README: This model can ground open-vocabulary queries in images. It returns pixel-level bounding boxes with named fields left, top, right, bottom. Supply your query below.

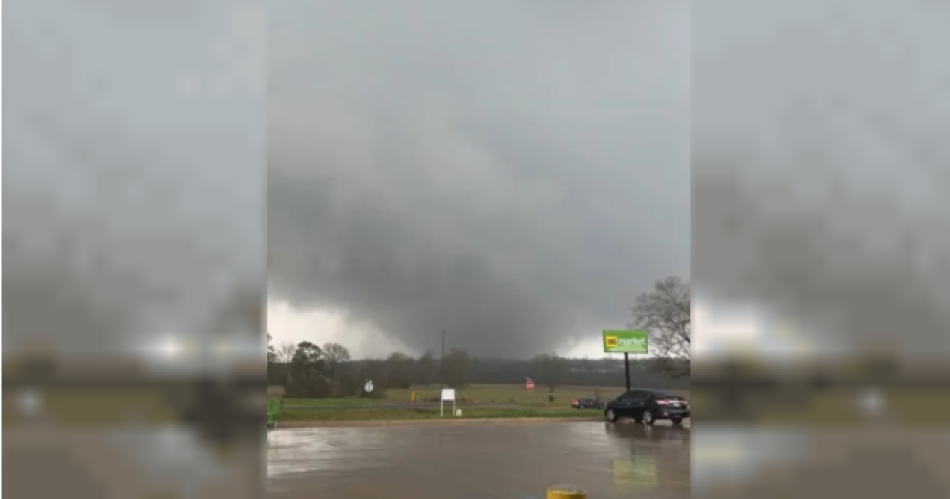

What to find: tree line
left=267, top=275, right=690, bottom=398
left=266, top=337, right=477, bottom=398
left=267, top=339, right=688, bottom=398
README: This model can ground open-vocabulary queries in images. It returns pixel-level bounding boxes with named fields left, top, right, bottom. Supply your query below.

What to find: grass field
left=385, top=384, right=619, bottom=405
left=275, top=383, right=690, bottom=422
left=279, top=406, right=598, bottom=421
left=384, top=383, right=688, bottom=405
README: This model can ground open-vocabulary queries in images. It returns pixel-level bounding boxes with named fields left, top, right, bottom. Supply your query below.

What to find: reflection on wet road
left=268, top=421, right=689, bottom=498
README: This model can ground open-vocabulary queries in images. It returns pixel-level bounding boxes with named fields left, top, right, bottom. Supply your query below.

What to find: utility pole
left=624, top=352, right=631, bottom=392
left=439, top=330, right=445, bottom=393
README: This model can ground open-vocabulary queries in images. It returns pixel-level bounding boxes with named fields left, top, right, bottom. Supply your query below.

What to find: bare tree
left=529, top=353, right=568, bottom=393
left=631, top=276, right=691, bottom=373
left=321, top=342, right=351, bottom=378
left=267, top=332, right=276, bottom=364
left=277, top=341, right=297, bottom=363
left=322, top=342, right=351, bottom=364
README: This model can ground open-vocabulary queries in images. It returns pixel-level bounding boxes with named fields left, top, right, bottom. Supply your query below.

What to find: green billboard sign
left=603, top=329, right=649, bottom=354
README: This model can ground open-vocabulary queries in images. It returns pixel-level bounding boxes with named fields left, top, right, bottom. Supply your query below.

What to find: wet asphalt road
left=268, top=420, right=690, bottom=498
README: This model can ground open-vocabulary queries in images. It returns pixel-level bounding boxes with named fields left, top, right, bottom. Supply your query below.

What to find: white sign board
left=364, top=380, right=374, bottom=393
left=440, top=388, right=457, bottom=417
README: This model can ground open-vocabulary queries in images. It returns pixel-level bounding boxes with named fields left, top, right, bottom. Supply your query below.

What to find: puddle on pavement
left=267, top=422, right=691, bottom=497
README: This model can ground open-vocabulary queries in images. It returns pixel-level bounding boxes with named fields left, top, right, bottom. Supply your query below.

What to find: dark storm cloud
left=5, top=2, right=263, bottom=355
left=693, top=0, right=950, bottom=355
left=268, top=0, right=690, bottom=357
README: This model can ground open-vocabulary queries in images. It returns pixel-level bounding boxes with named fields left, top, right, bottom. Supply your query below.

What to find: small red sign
left=526, top=378, right=535, bottom=391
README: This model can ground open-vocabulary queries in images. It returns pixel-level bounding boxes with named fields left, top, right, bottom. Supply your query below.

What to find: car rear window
left=653, top=392, right=685, bottom=400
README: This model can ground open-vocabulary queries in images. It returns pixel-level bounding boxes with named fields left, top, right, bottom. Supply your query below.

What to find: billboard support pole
left=624, top=352, right=631, bottom=392
left=603, top=330, right=646, bottom=393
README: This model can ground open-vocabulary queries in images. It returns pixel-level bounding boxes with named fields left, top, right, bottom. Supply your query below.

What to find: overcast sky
left=693, top=0, right=950, bottom=359
left=267, top=0, right=691, bottom=359
left=5, top=1, right=264, bottom=362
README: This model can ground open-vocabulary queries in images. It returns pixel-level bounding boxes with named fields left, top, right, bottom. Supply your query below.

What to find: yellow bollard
left=547, top=484, right=587, bottom=499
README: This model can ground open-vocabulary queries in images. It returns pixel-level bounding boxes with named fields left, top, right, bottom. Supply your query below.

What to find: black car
left=604, top=389, right=690, bottom=425
left=571, top=398, right=605, bottom=410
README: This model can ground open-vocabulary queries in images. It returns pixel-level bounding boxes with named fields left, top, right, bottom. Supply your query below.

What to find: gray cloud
left=4, top=1, right=264, bottom=356
left=268, top=0, right=690, bottom=357
left=693, top=0, right=950, bottom=356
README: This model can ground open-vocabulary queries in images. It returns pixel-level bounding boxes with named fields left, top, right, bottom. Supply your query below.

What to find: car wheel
left=642, top=410, right=656, bottom=425
left=671, top=417, right=683, bottom=425
left=605, top=409, right=619, bottom=423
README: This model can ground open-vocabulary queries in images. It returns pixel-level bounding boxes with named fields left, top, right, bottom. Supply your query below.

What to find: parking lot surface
left=268, top=420, right=690, bottom=498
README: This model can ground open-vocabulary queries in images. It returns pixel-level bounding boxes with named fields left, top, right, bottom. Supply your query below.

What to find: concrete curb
left=277, top=417, right=605, bottom=428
